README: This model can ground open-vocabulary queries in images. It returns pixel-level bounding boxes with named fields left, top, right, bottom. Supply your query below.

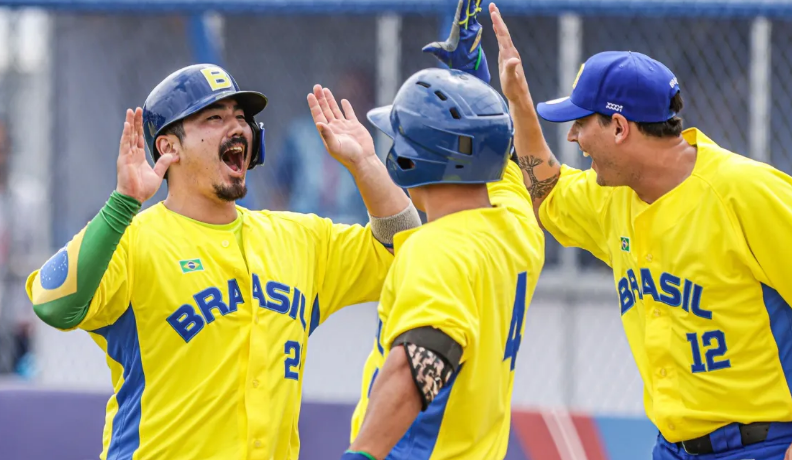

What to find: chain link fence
left=0, top=1, right=789, bottom=416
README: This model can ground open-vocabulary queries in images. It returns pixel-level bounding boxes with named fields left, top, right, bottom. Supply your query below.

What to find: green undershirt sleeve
left=33, top=191, right=140, bottom=329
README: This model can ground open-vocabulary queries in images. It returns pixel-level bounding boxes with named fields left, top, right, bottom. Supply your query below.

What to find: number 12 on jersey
left=686, top=330, right=730, bottom=373
left=504, top=272, right=528, bottom=371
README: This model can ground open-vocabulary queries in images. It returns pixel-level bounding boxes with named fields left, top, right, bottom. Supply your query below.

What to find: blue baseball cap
left=537, top=51, right=680, bottom=123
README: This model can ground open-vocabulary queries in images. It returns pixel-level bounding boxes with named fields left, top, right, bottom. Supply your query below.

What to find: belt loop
left=721, top=424, right=743, bottom=451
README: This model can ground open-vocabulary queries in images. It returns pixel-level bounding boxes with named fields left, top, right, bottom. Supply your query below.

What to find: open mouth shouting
left=220, top=138, right=248, bottom=176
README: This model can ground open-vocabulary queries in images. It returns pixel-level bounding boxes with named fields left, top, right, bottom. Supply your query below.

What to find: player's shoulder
left=245, top=207, right=321, bottom=227
left=128, top=202, right=167, bottom=232
left=241, top=207, right=359, bottom=237
left=693, top=132, right=788, bottom=197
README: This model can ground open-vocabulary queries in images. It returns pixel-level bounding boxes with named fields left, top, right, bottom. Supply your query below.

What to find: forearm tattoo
left=516, top=155, right=561, bottom=201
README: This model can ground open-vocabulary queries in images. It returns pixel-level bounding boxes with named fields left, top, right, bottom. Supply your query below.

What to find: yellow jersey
left=539, top=128, right=792, bottom=442
left=27, top=204, right=393, bottom=460
left=350, top=162, right=545, bottom=459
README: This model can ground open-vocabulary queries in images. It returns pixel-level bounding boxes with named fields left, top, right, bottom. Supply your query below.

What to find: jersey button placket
left=247, top=292, right=268, bottom=455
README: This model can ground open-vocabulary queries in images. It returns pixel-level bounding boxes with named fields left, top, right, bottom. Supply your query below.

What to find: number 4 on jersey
left=504, top=272, right=528, bottom=371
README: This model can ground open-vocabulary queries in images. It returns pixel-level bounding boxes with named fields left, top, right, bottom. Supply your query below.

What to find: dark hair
left=597, top=91, right=684, bottom=138
left=159, top=120, right=185, bottom=150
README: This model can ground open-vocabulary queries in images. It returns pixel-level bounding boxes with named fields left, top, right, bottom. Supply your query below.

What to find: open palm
left=490, top=3, right=530, bottom=102
left=308, top=85, right=375, bottom=169
left=116, top=107, right=177, bottom=203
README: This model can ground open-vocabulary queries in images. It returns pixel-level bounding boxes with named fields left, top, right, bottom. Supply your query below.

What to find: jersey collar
left=682, top=127, right=716, bottom=150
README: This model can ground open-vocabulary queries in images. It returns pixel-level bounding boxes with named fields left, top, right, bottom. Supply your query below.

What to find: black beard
left=214, top=177, right=248, bottom=202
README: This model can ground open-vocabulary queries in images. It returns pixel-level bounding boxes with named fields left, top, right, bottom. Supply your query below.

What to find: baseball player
left=25, top=64, right=421, bottom=460
left=340, top=6, right=545, bottom=458
left=490, top=3, right=792, bottom=460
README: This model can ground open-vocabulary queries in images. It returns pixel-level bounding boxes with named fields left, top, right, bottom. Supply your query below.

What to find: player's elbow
left=32, top=298, right=88, bottom=330
left=532, top=200, right=547, bottom=231
left=33, top=300, right=66, bottom=329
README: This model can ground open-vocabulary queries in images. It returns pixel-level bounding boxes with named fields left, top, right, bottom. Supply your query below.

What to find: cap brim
left=230, top=91, right=268, bottom=117
left=536, top=97, right=594, bottom=123
left=366, top=105, right=396, bottom=138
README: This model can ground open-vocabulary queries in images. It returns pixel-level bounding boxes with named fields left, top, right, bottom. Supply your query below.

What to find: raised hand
left=307, top=85, right=375, bottom=170
left=422, top=0, right=490, bottom=84
left=116, top=108, right=176, bottom=203
left=490, top=3, right=530, bottom=102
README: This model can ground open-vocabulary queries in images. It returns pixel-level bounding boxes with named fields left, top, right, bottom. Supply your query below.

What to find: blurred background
left=0, top=0, right=788, bottom=459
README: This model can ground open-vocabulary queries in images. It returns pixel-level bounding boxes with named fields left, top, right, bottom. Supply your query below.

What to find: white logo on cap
left=670, top=77, right=678, bottom=88
left=606, top=102, right=623, bottom=112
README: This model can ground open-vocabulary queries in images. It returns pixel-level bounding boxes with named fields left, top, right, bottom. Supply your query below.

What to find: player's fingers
left=422, top=43, right=453, bottom=61
left=313, top=84, right=336, bottom=122
left=120, top=109, right=133, bottom=149
left=490, top=4, right=515, bottom=50
left=454, top=0, right=465, bottom=23
left=323, top=88, right=345, bottom=120
left=153, top=153, right=177, bottom=178
left=340, top=99, right=358, bottom=121
left=466, top=0, right=482, bottom=26
left=119, top=121, right=131, bottom=155
left=307, top=93, right=328, bottom=125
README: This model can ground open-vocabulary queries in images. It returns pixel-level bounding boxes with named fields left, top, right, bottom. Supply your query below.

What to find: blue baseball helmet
left=367, top=68, right=513, bottom=188
left=143, top=64, right=268, bottom=169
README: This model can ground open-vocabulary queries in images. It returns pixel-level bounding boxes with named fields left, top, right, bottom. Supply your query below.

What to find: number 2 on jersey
left=504, top=272, right=528, bottom=371
left=284, top=341, right=301, bottom=380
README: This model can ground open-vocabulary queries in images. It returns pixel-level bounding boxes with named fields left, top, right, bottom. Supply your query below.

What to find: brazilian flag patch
left=180, top=259, right=204, bottom=273
left=620, top=237, right=630, bottom=253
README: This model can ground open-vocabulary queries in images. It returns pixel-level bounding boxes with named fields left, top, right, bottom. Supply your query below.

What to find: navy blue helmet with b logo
left=142, top=64, right=269, bottom=169
left=367, top=68, right=513, bottom=189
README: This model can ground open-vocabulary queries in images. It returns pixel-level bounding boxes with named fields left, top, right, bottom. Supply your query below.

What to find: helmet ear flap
left=248, top=121, right=266, bottom=169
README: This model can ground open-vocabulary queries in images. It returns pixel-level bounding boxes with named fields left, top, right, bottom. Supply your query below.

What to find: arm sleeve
left=26, top=191, right=139, bottom=331
left=538, top=165, right=613, bottom=265
left=730, top=163, right=792, bottom=303
left=381, top=237, right=479, bottom=364
left=487, top=161, right=536, bottom=221
left=313, top=219, right=395, bottom=326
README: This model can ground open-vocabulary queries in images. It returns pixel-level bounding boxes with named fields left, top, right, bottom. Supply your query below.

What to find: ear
left=155, top=134, right=180, bottom=156
left=612, top=113, right=631, bottom=145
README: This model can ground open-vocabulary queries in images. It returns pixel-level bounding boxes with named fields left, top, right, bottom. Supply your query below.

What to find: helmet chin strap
left=247, top=121, right=266, bottom=170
